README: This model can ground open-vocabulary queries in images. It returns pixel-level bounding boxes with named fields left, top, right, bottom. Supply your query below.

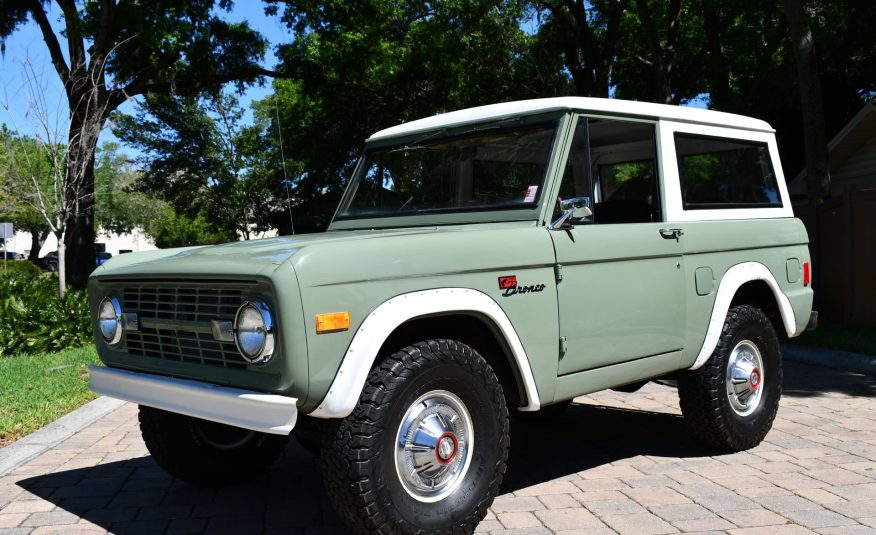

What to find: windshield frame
left=329, top=111, right=570, bottom=231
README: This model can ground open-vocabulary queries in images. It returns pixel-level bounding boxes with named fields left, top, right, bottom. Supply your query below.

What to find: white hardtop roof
left=368, top=97, right=774, bottom=142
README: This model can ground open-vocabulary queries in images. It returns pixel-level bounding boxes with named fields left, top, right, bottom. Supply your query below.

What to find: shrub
left=1, top=260, right=42, bottom=278
left=0, top=267, right=91, bottom=356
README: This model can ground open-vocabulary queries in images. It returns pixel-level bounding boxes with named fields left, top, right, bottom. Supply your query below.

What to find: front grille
left=122, top=285, right=251, bottom=368
left=126, top=327, right=246, bottom=368
left=124, top=286, right=244, bottom=323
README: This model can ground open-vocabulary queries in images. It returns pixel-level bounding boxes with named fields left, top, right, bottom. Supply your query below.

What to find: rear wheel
left=139, top=406, right=288, bottom=486
left=678, top=305, right=782, bottom=451
left=321, top=339, right=509, bottom=534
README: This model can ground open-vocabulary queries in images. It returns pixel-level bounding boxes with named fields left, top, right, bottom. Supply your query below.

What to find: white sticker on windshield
left=524, top=185, right=538, bottom=203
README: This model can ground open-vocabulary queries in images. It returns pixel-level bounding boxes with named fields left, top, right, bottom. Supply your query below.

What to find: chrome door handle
left=659, top=228, right=684, bottom=241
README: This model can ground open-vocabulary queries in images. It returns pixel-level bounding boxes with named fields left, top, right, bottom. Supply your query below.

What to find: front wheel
left=678, top=305, right=782, bottom=451
left=139, top=406, right=289, bottom=486
left=321, top=339, right=509, bottom=534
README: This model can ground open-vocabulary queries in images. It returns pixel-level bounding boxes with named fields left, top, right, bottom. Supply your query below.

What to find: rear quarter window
left=675, top=133, right=781, bottom=209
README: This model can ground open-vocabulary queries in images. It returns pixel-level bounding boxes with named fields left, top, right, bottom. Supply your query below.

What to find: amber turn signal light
left=316, top=312, right=351, bottom=334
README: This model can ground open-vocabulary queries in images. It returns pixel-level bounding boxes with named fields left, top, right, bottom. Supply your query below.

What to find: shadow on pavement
left=782, top=359, right=876, bottom=398
left=503, top=403, right=712, bottom=493
left=16, top=360, right=869, bottom=532
left=17, top=402, right=718, bottom=534
left=17, top=441, right=351, bottom=535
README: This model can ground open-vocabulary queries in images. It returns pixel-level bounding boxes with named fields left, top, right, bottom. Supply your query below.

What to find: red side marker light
left=803, top=262, right=810, bottom=286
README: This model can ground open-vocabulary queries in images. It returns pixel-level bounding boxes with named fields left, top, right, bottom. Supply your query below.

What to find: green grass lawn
left=791, top=322, right=876, bottom=356
left=0, top=346, right=99, bottom=446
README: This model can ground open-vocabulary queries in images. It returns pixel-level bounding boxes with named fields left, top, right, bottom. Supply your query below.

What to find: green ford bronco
left=89, top=97, right=816, bottom=534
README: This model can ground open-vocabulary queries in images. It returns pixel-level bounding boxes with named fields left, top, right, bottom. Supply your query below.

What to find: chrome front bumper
left=88, top=365, right=298, bottom=435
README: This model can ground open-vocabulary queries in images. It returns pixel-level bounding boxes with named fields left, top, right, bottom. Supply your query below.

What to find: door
left=550, top=117, right=686, bottom=375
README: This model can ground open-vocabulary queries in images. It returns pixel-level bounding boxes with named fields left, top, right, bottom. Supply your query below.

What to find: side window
left=557, top=118, right=660, bottom=224
left=675, top=133, right=781, bottom=209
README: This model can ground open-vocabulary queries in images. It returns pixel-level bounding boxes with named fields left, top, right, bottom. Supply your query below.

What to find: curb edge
left=782, top=343, right=876, bottom=377
left=0, top=396, right=126, bottom=476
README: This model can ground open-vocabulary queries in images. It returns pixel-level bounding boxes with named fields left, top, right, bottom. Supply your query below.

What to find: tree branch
left=631, top=53, right=654, bottom=67
left=91, top=0, right=117, bottom=63
left=666, top=0, right=683, bottom=54
left=107, top=67, right=292, bottom=112
left=27, top=1, right=70, bottom=85
left=634, top=0, right=663, bottom=63
left=55, top=0, right=87, bottom=75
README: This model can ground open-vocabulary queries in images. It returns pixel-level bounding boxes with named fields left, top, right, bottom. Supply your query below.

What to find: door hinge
left=559, top=336, right=568, bottom=358
left=554, top=263, right=563, bottom=283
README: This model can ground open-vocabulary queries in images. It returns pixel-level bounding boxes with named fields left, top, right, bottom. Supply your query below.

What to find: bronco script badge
left=498, top=275, right=546, bottom=297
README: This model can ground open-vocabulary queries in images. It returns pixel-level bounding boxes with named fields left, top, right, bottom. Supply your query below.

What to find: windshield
left=335, top=122, right=558, bottom=222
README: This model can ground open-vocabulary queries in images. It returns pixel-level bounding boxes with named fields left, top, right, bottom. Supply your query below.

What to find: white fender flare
left=308, top=288, right=541, bottom=418
left=690, top=262, right=797, bottom=370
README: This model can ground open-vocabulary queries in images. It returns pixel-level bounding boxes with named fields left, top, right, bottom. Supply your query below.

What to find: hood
left=90, top=228, right=446, bottom=280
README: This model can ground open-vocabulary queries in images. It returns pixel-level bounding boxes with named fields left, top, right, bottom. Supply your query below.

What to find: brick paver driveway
left=1, top=360, right=875, bottom=534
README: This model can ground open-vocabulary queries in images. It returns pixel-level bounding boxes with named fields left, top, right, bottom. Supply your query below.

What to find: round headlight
left=234, top=301, right=274, bottom=364
left=98, top=297, right=123, bottom=346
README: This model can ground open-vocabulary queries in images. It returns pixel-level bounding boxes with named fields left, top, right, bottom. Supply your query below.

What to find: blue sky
left=0, top=3, right=287, bottom=153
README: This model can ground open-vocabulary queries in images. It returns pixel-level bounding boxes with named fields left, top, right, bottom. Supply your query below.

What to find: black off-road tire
left=139, top=406, right=289, bottom=486
left=678, top=305, right=782, bottom=451
left=321, top=339, right=509, bottom=535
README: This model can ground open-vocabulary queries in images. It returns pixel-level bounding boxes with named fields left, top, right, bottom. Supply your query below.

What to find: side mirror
left=549, top=208, right=575, bottom=230
left=549, top=197, right=592, bottom=230
left=572, top=206, right=593, bottom=219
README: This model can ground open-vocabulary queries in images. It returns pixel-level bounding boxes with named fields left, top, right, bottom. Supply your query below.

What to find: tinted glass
left=675, top=134, right=781, bottom=209
left=337, top=123, right=557, bottom=220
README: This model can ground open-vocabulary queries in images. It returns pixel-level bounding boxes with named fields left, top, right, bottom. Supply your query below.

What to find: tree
left=0, top=125, right=70, bottom=296
left=0, top=129, right=53, bottom=261
left=92, top=140, right=234, bottom=248
left=0, top=131, right=51, bottom=261
left=784, top=0, right=829, bottom=200
left=668, top=1, right=806, bottom=175
left=531, top=0, right=629, bottom=97
left=94, top=142, right=168, bottom=236
left=0, top=1, right=274, bottom=288
left=611, top=0, right=705, bottom=105
left=114, top=90, right=274, bottom=240
left=149, top=211, right=233, bottom=249
left=254, top=0, right=568, bottom=231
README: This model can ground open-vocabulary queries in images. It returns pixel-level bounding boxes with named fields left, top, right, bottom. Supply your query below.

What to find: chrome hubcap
left=726, top=340, right=765, bottom=417
left=436, top=434, right=457, bottom=463
left=395, top=390, right=473, bottom=503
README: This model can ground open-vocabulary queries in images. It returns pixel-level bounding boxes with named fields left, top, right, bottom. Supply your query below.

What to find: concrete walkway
left=1, top=359, right=875, bottom=534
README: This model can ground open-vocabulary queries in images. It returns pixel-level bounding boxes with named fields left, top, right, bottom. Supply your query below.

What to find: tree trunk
left=634, top=0, right=678, bottom=104
left=701, top=0, right=733, bottom=110
left=62, top=80, right=105, bottom=289
left=784, top=0, right=830, bottom=199
left=56, top=232, right=66, bottom=299
left=63, top=144, right=97, bottom=289
left=27, top=230, right=48, bottom=261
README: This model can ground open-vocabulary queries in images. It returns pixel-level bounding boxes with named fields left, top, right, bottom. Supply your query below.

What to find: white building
left=8, top=227, right=157, bottom=258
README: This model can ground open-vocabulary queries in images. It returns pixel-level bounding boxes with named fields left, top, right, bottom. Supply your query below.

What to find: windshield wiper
left=393, top=116, right=523, bottom=152
left=453, top=116, right=522, bottom=137
left=396, top=128, right=449, bottom=151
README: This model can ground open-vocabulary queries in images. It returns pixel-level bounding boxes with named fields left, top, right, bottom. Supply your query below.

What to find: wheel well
left=730, top=280, right=784, bottom=338
left=377, top=314, right=526, bottom=407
